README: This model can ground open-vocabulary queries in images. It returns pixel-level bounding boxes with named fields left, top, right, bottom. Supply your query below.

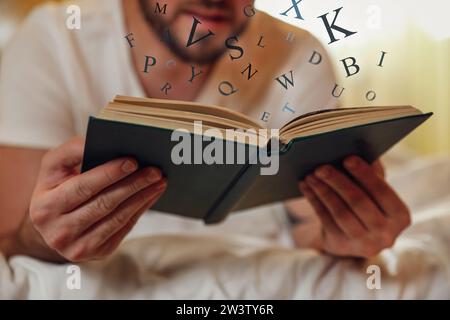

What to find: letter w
left=275, top=70, right=294, bottom=90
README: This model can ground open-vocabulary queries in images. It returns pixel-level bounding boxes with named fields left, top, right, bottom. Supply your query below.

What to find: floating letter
left=189, top=65, right=203, bottom=83
left=225, top=36, right=244, bottom=61
left=332, top=84, right=345, bottom=98
left=309, top=51, right=322, bottom=65
left=124, top=33, right=135, bottom=48
left=340, top=57, right=360, bottom=78
left=154, top=3, right=167, bottom=14
left=143, top=56, right=157, bottom=73
left=218, top=81, right=239, bottom=96
left=261, top=112, right=270, bottom=122
left=241, top=63, right=258, bottom=80
left=161, top=82, right=172, bottom=95
left=378, top=51, right=387, bottom=67
left=318, top=7, right=357, bottom=44
left=275, top=70, right=294, bottom=90
left=280, top=0, right=304, bottom=20
left=186, top=17, right=215, bottom=47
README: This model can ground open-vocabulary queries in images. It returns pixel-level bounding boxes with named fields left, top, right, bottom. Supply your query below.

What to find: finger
left=38, top=137, right=85, bottom=189
left=94, top=213, right=141, bottom=259
left=62, top=180, right=166, bottom=262
left=79, top=179, right=167, bottom=251
left=38, top=188, right=160, bottom=261
left=66, top=167, right=163, bottom=233
left=343, top=156, right=409, bottom=218
left=314, top=165, right=386, bottom=229
left=305, top=175, right=367, bottom=238
left=299, top=181, right=343, bottom=236
left=371, top=159, right=385, bottom=179
left=49, top=157, right=141, bottom=213
left=94, top=194, right=156, bottom=258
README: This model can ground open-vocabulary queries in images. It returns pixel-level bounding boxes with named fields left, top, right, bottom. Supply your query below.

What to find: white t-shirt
left=0, top=0, right=338, bottom=241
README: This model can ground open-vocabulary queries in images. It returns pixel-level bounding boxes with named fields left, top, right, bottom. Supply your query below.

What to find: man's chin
left=174, top=48, right=226, bottom=65
left=166, top=39, right=227, bottom=65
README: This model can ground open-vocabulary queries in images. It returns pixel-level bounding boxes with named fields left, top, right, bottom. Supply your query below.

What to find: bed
left=1, top=151, right=449, bottom=299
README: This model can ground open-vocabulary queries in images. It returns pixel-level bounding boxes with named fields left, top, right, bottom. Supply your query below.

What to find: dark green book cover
left=81, top=112, right=432, bottom=224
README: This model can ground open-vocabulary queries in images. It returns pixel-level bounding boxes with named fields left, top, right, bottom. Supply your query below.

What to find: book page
left=114, top=96, right=263, bottom=129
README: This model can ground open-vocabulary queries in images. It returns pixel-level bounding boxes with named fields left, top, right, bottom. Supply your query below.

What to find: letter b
left=340, top=57, right=360, bottom=78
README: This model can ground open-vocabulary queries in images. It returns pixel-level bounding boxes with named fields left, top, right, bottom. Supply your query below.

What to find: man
left=0, top=0, right=410, bottom=262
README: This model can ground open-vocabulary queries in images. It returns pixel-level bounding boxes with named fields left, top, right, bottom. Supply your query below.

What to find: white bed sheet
left=1, top=154, right=449, bottom=299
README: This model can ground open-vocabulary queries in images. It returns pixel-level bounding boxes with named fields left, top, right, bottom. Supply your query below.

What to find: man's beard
left=139, top=0, right=249, bottom=65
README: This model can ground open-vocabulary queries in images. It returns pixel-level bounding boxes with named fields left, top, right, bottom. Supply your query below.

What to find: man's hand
left=11, top=137, right=167, bottom=263
left=298, top=156, right=411, bottom=258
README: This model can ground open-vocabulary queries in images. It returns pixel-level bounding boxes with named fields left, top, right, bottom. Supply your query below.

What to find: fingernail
left=122, top=159, right=137, bottom=173
left=344, top=156, right=360, bottom=169
left=155, top=179, right=167, bottom=191
left=147, top=168, right=162, bottom=183
left=315, top=166, right=331, bottom=179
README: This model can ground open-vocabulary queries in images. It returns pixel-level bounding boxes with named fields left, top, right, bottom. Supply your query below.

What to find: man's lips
left=182, top=8, right=232, bottom=23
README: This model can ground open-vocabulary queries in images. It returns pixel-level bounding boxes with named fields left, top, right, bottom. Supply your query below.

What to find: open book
left=82, top=96, right=431, bottom=224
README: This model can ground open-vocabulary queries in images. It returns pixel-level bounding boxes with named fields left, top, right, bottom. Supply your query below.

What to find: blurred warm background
left=257, top=0, right=450, bottom=156
left=1, top=0, right=449, bottom=155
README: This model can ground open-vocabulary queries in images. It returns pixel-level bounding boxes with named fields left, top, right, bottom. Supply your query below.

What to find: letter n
left=241, top=63, right=258, bottom=80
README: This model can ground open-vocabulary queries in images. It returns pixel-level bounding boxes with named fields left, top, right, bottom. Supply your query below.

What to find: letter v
left=186, top=17, right=215, bottom=47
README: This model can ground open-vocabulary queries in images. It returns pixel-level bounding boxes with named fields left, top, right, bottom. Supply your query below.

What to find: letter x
left=280, top=0, right=304, bottom=20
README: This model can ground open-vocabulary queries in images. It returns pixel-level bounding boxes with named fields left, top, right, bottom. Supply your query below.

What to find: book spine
left=203, top=163, right=262, bottom=224
left=81, top=117, right=97, bottom=173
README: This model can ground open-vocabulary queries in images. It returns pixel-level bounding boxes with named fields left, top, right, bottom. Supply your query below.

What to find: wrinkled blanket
left=1, top=155, right=449, bottom=299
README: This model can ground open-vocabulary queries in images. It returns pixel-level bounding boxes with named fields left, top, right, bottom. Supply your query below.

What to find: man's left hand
left=299, top=156, right=411, bottom=258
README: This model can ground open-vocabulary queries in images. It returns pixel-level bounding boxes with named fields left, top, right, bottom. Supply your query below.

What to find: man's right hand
left=11, top=137, right=167, bottom=263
